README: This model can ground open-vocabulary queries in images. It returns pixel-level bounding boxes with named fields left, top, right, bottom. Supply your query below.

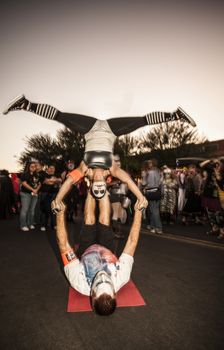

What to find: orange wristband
left=61, top=249, right=77, bottom=266
left=68, top=168, right=84, bottom=183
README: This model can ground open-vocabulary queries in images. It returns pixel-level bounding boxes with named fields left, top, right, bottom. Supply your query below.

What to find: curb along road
left=141, top=228, right=224, bottom=250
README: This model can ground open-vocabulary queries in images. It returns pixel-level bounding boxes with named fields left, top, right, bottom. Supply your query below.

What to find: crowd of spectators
left=0, top=156, right=224, bottom=240
left=140, top=157, right=224, bottom=239
left=0, top=160, right=87, bottom=231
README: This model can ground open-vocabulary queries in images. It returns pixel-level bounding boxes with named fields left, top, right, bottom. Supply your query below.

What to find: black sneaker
left=175, top=107, right=196, bottom=127
left=3, top=94, right=28, bottom=115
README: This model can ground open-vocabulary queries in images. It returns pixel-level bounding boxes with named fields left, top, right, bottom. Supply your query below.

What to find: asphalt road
left=0, top=216, right=224, bottom=350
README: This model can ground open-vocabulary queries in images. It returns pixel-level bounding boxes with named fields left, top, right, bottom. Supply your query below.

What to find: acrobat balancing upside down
left=3, top=95, right=196, bottom=210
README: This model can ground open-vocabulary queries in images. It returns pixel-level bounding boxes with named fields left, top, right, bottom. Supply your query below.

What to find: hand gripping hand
left=136, top=196, right=148, bottom=211
left=51, top=200, right=66, bottom=215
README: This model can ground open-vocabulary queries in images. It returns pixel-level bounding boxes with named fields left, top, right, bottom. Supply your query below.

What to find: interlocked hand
left=135, top=197, right=148, bottom=211
left=51, top=200, right=66, bottom=214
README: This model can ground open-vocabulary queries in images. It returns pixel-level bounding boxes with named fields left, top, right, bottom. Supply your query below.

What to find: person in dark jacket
left=0, top=169, right=15, bottom=219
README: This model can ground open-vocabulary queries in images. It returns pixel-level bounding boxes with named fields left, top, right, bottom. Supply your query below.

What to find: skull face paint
left=91, top=181, right=107, bottom=199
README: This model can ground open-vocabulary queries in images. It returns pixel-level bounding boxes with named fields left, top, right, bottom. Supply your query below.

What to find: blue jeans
left=148, top=200, right=162, bottom=230
left=20, top=192, right=38, bottom=228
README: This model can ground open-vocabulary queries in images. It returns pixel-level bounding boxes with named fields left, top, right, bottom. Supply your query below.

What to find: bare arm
left=199, top=160, right=211, bottom=168
left=35, top=183, right=42, bottom=193
left=123, top=201, right=143, bottom=257
left=55, top=203, right=73, bottom=254
left=44, top=177, right=62, bottom=185
left=43, top=178, right=54, bottom=185
left=21, top=181, right=38, bottom=193
left=52, top=161, right=88, bottom=212
left=55, top=176, right=74, bottom=203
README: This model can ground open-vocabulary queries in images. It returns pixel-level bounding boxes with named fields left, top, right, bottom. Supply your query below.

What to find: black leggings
left=56, top=112, right=97, bottom=134
left=56, top=111, right=147, bottom=137
left=28, top=99, right=173, bottom=136
left=76, top=223, right=115, bottom=258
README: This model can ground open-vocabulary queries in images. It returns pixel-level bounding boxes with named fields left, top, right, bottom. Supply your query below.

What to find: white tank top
left=84, top=120, right=116, bottom=153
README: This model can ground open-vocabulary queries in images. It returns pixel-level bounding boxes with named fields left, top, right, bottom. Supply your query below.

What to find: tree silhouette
left=56, top=128, right=85, bottom=162
left=140, top=121, right=207, bottom=152
left=113, top=134, right=141, bottom=171
left=114, top=134, right=138, bottom=157
left=18, top=128, right=85, bottom=171
left=18, top=121, right=208, bottom=173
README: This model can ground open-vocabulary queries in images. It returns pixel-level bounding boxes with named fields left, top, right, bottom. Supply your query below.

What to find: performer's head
left=91, top=271, right=117, bottom=316
left=87, top=168, right=110, bottom=199
left=91, top=180, right=107, bottom=199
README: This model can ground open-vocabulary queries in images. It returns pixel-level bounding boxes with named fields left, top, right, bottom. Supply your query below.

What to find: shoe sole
left=177, top=106, right=196, bottom=127
left=2, top=94, right=25, bottom=115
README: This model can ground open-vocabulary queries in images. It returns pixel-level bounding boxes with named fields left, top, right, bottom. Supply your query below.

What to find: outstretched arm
left=109, top=163, right=148, bottom=210
left=52, top=161, right=88, bottom=213
left=54, top=176, right=74, bottom=204
left=122, top=201, right=143, bottom=257
left=55, top=202, right=78, bottom=265
left=55, top=202, right=72, bottom=253
left=199, top=159, right=211, bottom=168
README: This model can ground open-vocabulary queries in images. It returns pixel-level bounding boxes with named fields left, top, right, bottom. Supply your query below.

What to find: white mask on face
left=91, top=271, right=115, bottom=298
left=91, top=181, right=107, bottom=199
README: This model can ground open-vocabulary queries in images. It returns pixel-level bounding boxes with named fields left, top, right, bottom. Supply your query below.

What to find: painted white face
left=91, top=271, right=115, bottom=298
left=92, top=181, right=107, bottom=199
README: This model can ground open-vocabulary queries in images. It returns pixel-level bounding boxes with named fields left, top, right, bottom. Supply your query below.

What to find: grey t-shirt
left=142, top=169, right=161, bottom=189
left=64, top=244, right=134, bottom=296
left=85, top=120, right=116, bottom=153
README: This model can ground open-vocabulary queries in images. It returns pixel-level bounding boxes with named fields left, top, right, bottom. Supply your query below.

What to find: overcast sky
left=1, top=0, right=224, bottom=171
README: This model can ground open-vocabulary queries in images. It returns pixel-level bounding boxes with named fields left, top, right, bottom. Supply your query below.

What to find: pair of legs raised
left=3, top=95, right=196, bottom=136
left=76, top=191, right=114, bottom=258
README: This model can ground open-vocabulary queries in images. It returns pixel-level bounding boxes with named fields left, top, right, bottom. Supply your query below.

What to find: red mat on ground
left=67, top=279, right=146, bottom=312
